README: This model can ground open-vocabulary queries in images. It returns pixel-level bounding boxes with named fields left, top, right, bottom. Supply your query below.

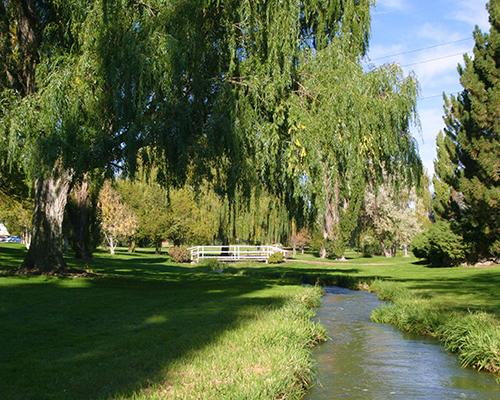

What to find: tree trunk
left=320, top=242, right=327, bottom=259
left=22, top=168, right=73, bottom=273
left=128, top=239, right=136, bottom=253
left=71, top=175, right=93, bottom=260
left=108, top=235, right=115, bottom=255
left=22, top=228, right=31, bottom=249
left=402, top=244, right=409, bottom=257
left=382, top=244, right=392, bottom=258
left=155, top=238, right=161, bottom=254
left=320, top=168, right=340, bottom=259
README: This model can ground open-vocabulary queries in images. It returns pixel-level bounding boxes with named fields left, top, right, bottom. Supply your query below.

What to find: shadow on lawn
left=390, top=273, right=500, bottom=314
left=0, top=247, right=285, bottom=400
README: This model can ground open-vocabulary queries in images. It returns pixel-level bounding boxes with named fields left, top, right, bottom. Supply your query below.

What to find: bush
left=324, top=239, right=345, bottom=259
left=361, top=241, right=382, bottom=257
left=411, top=221, right=466, bottom=266
left=168, top=245, right=191, bottom=263
left=268, top=252, right=284, bottom=264
left=202, top=258, right=224, bottom=272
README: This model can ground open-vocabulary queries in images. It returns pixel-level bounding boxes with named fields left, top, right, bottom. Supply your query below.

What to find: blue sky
left=363, top=0, right=490, bottom=177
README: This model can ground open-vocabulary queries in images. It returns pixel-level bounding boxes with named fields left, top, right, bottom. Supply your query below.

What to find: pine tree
left=433, top=1, right=500, bottom=260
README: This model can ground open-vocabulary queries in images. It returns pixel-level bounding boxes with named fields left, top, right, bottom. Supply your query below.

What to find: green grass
left=369, top=280, right=500, bottom=374
left=0, top=244, right=325, bottom=399
left=1, top=244, right=499, bottom=398
left=233, top=252, right=500, bottom=315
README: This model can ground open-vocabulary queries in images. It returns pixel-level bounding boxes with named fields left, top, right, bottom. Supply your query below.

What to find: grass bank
left=0, top=244, right=325, bottom=399
left=223, top=252, right=500, bottom=376
left=370, top=280, right=500, bottom=375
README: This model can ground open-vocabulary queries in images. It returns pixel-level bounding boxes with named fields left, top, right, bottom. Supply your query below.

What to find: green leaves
left=433, top=3, right=499, bottom=260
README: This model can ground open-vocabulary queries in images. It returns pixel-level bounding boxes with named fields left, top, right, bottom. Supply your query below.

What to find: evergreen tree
left=433, top=1, right=500, bottom=260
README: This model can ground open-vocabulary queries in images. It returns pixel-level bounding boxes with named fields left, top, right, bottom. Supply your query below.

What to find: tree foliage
left=433, top=2, right=499, bottom=260
left=362, top=183, right=423, bottom=257
left=98, top=181, right=137, bottom=255
left=411, top=221, right=466, bottom=267
left=0, top=1, right=423, bottom=270
left=286, top=49, right=421, bottom=257
left=290, top=227, right=312, bottom=255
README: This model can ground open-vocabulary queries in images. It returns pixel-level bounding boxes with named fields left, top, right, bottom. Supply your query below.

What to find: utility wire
left=400, top=52, right=470, bottom=68
left=419, top=91, right=461, bottom=101
left=369, top=37, right=472, bottom=61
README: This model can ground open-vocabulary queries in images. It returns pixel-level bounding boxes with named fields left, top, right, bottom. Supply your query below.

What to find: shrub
left=411, top=221, right=466, bottom=266
left=410, top=231, right=430, bottom=259
left=268, top=252, right=284, bottom=264
left=362, top=241, right=382, bottom=257
left=324, top=239, right=345, bottom=259
left=202, top=258, right=224, bottom=272
left=168, top=245, right=191, bottom=263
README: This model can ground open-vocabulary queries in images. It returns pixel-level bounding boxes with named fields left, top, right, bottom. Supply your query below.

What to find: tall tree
left=0, top=0, right=406, bottom=271
left=287, top=49, right=420, bottom=258
left=433, top=1, right=500, bottom=260
left=0, top=1, right=227, bottom=271
left=65, top=173, right=102, bottom=260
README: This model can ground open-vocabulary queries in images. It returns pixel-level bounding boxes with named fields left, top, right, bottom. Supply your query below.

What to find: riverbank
left=0, top=244, right=325, bottom=399
left=1, top=244, right=498, bottom=398
left=234, top=253, right=500, bottom=376
left=370, top=280, right=500, bottom=375
left=307, top=286, right=500, bottom=399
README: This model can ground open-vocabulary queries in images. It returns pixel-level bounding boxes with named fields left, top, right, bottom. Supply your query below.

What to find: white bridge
left=189, top=245, right=287, bottom=263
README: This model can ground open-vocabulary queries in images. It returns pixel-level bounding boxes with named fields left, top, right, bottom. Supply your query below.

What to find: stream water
left=306, top=286, right=499, bottom=400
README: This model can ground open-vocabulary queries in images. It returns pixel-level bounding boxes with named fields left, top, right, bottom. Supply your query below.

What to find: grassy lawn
left=236, top=252, right=500, bottom=315
left=0, top=244, right=324, bottom=399
left=1, top=244, right=499, bottom=398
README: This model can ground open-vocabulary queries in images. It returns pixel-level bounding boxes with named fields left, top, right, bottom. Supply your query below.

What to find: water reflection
left=307, top=287, right=499, bottom=400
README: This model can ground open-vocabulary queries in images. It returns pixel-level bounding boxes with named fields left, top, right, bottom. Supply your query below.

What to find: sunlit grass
left=0, top=244, right=325, bottom=399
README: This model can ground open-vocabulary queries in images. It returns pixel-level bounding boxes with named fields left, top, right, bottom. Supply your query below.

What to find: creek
left=306, top=286, right=499, bottom=400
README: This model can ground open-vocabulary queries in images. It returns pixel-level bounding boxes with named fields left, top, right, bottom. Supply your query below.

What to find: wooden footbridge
left=188, top=245, right=287, bottom=263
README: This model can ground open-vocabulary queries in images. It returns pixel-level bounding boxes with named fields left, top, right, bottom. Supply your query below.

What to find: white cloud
left=403, top=43, right=470, bottom=88
left=448, top=0, right=489, bottom=31
left=417, top=23, right=463, bottom=42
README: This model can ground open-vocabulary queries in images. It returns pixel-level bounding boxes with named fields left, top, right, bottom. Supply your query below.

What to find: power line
left=369, top=37, right=472, bottom=61
left=419, top=91, right=461, bottom=101
left=400, top=51, right=469, bottom=68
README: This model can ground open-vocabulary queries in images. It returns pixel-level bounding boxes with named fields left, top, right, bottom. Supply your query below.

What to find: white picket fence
left=188, top=245, right=287, bottom=263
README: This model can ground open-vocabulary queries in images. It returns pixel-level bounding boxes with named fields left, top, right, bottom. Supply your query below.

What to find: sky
left=364, top=0, right=490, bottom=177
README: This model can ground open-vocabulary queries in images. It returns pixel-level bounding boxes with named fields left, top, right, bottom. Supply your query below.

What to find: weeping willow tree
left=0, top=2, right=160, bottom=271
left=215, top=189, right=291, bottom=245
left=1, top=0, right=407, bottom=271
left=0, top=0, right=233, bottom=272
left=206, top=0, right=373, bottom=194
left=287, top=48, right=421, bottom=258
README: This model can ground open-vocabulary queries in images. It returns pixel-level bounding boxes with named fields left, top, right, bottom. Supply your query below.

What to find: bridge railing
left=188, top=245, right=287, bottom=263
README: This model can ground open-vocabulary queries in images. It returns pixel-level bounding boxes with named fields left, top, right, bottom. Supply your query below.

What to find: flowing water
left=306, top=287, right=499, bottom=400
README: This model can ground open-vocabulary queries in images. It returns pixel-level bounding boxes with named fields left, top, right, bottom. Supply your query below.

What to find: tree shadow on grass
left=0, top=254, right=285, bottom=399
left=388, top=272, right=500, bottom=314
